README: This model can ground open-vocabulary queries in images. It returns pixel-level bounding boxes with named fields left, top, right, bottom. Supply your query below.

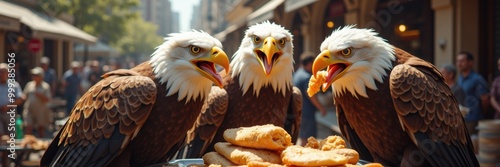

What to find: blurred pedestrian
left=22, top=67, right=51, bottom=138
left=81, top=60, right=92, bottom=91
left=102, top=65, right=111, bottom=74
left=293, top=52, right=327, bottom=146
left=440, top=64, right=467, bottom=116
left=0, top=63, right=25, bottom=136
left=62, top=61, right=83, bottom=116
left=40, top=57, right=57, bottom=96
left=490, top=58, right=500, bottom=119
left=87, top=60, right=102, bottom=86
left=456, top=51, right=490, bottom=135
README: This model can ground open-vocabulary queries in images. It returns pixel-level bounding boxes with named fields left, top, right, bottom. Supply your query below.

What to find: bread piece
left=247, top=161, right=286, bottom=167
left=203, top=151, right=237, bottom=166
left=223, top=124, right=291, bottom=151
left=214, top=142, right=282, bottom=165
left=330, top=148, right=359, bottom=164
left=304, top=137, right=320, bottom=149
left=281, top=145, right=348, bottom=166
left=207, top=165, right=222, bottom=167
left=319, top=136, right=346, bottom=151
left=345, top=163, right=384, bottom=167
left=307, top=71, right=327, bottom=97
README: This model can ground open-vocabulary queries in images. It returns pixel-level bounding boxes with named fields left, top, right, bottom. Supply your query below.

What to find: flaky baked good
left=281, top=145, right=348, bottom=166
left=345, top=162, right=384, bottom=167
left=203, top=151, right=237, bottom=166
left=307, top=70, right=327, bottom=97
left=247, top=161, right=286, bottom=167
left=223, top=124, right=292, bottom=151
left=305, top=135, right=346, bottom=151
left=214, top=142, right=282, bottom=165
left=207, top=165, right=222, bottom=167
left=318, top=135, right=346, bottom=151
left=304, top=137, right=320, bottom=149
left=330, top=148, right=360, bottom=164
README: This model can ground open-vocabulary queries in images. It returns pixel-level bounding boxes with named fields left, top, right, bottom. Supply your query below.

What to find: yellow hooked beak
left=191, top=46, right=230, bottom=88
left=312, top=50, right=352, bottom=91
left=255, top=37, right=282, bottom=76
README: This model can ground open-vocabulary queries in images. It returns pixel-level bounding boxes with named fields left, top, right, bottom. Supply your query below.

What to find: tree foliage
left=38, top=0, right=139, bottom=45
left=38, top=0, right=164, bottom=58
left=114, top=17, right=163, bottom=59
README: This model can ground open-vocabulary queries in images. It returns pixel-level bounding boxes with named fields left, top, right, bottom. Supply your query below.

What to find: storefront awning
left=74, top=41, right=119, bottom=58
left=247, top=0, right=284, bottom=26
left=0, top=1, right=97, bottom=44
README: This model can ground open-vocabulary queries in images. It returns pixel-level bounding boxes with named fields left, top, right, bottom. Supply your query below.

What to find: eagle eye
left=279, top=38, right=286, bottom=45
left=253, top=36, right=261, bottom=43
left=190, top=45, right=202, bottom=54
left=340, top=48, right=352, bottom=57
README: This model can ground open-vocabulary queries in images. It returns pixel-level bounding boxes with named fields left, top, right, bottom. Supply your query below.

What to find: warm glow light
left=398, top=24, right=407, bottom=32
left=327, top=21, right=334, bottom=28
left=17, top=36, right=24, bottom=43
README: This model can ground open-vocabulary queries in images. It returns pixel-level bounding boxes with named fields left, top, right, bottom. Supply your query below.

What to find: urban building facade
left=0, top=0, right=96, bottom=86
left=197, top=0, right=497, bottom=83
left=140, top=0, right=179, bottom=36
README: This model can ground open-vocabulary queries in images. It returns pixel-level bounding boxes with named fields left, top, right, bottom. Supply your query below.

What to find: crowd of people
left=0, top=57, right=116, bottom=138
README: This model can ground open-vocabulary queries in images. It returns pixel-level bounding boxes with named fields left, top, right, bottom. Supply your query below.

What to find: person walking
left=440, top=64, right=468, bottom=116
left=22, top=67, right=51, bottom=137
left=293, top=52, right=327, bottom=146
left=62, top=61, right=83, bottom=116
left=0, top=63, right=25, bottom=136
left=456, top=51, right=490, bottom=135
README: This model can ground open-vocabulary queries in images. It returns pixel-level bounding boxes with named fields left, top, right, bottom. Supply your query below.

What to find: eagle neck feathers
left=230, top=50, right=293, bottom=97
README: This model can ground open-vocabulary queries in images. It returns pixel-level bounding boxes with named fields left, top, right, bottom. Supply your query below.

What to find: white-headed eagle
left=40, top=31, right=230, bottom=167
left=179, top=21, right=302, bottom=158
left=310, top=26, right=479, bottom=167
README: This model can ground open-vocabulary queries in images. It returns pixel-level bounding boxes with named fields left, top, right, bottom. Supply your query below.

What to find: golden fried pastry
left=345, top=162, right=384, bottom=167
left=304, top=137, right=320, bottom=149
left=319, top=136, right=346, bottom=151
left=207, top=165, right=222, bottom=167
left=187, top=164, right=205, bottom=167
left=330, top=148, right=359, bottom=164
left=19, top=135, right=50, bottom=150
left=247, top=161, right=286, bottom=167
left=223, top=124, right=292, bottom=151
left=281, top=145, right=348, bottom=166
left=214, top=142, right=282, bottom=165
left=203, top=151, right=237, bottom=166
left=362, top=163, right=384, bottom=167
left=307, top=70, right=327, bottom=97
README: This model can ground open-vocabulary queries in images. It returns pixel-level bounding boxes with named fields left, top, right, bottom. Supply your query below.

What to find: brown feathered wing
left=287, top=86, right=302, bottom=144
left=336, top=105, right=374, bottom=162
left=180, top=86, right=228, bottom=158
left=40, top=69, right=157, bottom=167
left=389, top=56, right=479, bottom=167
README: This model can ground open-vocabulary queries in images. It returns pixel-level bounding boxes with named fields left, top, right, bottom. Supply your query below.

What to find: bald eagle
left=311, top=26, right=479, bottom=167
left=180, top=21, right=302, bottom=158
left=40, top=31, right=230, bottom=167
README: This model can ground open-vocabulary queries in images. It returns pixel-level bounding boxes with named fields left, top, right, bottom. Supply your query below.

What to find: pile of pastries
left=202, top=124, right=381, bottom=167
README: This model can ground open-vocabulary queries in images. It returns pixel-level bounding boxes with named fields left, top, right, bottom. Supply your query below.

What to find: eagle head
left=150, top=30, right=230, bottom=102
left=231, top=21, right=294, bottom=97
left=311, top=26, right=395, bottom=98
